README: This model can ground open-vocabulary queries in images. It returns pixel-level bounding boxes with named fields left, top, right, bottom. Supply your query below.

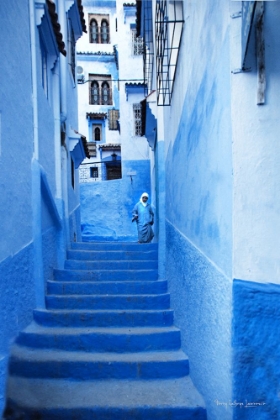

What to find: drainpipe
left=57, top=0, right=70, bottom=245
left=29, top=0, right=45, bottom=308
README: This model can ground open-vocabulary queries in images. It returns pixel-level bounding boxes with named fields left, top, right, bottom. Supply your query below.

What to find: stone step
left=64, top=259, right=158, bottom=271
left=46, top=293, right=170, bottom=310
left=67, top=249, right=158, bottom=261
left=54, top=268, right=158, bottom=282
left=47, top=280, right=168, bottom=295
left=33, top=308, right=174, bottom=327
left=6, top=376, right=207, bottom=420
left=9, top=346, right=189, bottom=380
left=71, top=242, right=158, bottom=252
left=16, top=324, right=181, bottom=352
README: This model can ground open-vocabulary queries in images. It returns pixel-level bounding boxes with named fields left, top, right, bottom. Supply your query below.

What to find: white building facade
left=77, top=0, right=152, bottom=242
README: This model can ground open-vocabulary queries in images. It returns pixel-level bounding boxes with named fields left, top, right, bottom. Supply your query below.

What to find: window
left=90, top=19, right=98, bottom=43
left=106, top=163, right=122, bottom=180
left=101, top=82, right=110, bottom=105
left=89, top=14, right=110, bottom=44
left=90, top=167, right=99, bottom=178
left=89, top=75, right=112, bottom=105
left=101, top=20, right=109, bottom=43
left=108, top=109, right=120, bottom=130
left=69, top=26, right=76, bottom=79
left=40, top=40, right=48, bottom=96
left=155, top=0, right=184, bottom=105
left=133, top=103, right=142, bottom=136
left=92, top=124, right=102, bottom=141
left=87, top=142, right=97, bottom=157
left=71, top=158, right=75, bottom=189
left=132, top=29, right=144, bottom=56
left=90, top=81, right=100, bottom=105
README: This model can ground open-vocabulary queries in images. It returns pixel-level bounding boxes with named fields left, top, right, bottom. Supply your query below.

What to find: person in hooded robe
left=132, top=193, right=154, bottom=243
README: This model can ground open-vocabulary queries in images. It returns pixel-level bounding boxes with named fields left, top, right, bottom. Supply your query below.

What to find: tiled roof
left=99, top=143, right=121, bottom=149
left=77, top=51, right=114, bottom=56
left=86, top=112, right=107, bottom=120
left=125, top=82, right=146, bottom=87
left=77, top=0, right=87, bottom=33
left=73, top=129, right=90, bottom=158
left=46, top=0, right=66, bottom=56
left=81, top=136, right=90, bottom=158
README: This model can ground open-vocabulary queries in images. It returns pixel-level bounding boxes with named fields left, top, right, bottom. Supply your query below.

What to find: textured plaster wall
left=230, top=2, right=280, bottom=284
left=230, top=3, right=280, bottom=416
left=69, top=205, right=82, bottom=243
left=166, top=222, right=232, bottom=420
left=0, top=0, right=83, bottom=414
left=165, top=22, right=232, bottom=276
left=233, top=280, right=280, bottom=419
left=80, top=160, right=151, bottom=241
left=120, top=90, right=149, bottom=162
left=0, top=0, right=34, bottom=263
left=0, top=244, right=35, bottom=414
left=0, top=2, right=35, bottom=411
left=163, top=1, right=233, bottom=418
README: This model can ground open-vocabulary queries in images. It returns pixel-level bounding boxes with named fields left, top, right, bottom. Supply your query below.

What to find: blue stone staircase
left=6, top=242, right=207, bottom=419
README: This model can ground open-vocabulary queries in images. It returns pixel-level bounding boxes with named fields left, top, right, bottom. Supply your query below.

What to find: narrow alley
left=1, top=1, right=280, bottom=419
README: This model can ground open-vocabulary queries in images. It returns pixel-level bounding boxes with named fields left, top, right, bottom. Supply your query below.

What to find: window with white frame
left=89, top=14, right=110, bottom=44
left=132, top=29, right=144, bottom=56
left=133, top=103, right=142, bottom=136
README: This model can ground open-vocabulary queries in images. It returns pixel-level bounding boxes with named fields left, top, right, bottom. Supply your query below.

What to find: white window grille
left=132, top=29, right=144, bottom=56
left=79, top=168, right=88, bottom=182
left=133, top=103, right=142, bottom=136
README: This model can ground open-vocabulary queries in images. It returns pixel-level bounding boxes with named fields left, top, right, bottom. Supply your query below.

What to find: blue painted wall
left=0, top=1, right=85, bottom=415
left=166, top=222, right=232, bottom=420
left=80, top=159, right=151, bottom=241
left=233, top=280, right=280, bottom=419
left=0, top=2, right=35, bottom=412
left=0, top=245, right=35, bottom=414
left=163, top=2, right=233, bottom=418
left=0, top=0, right=34, bottom=263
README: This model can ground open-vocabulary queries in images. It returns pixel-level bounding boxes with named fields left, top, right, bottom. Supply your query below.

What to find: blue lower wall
left=69, top=205, right=82, bottom=243
left=233, top=279, right=280, bottom=420
left=80, top=160, right=151, bottom=242
left=42, top=226, right=60, bottom=286
left=0, top=244, right=36, bottom=414
left=166, top=220, right=232, bottom=420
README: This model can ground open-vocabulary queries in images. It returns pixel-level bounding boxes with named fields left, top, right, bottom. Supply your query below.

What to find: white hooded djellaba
left=132, top=193, right=154, bottom=243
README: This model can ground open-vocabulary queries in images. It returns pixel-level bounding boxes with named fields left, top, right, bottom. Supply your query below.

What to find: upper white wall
left=164, top=0, right=233, bottom=278
left=231, top=1, right=280, bottom=284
